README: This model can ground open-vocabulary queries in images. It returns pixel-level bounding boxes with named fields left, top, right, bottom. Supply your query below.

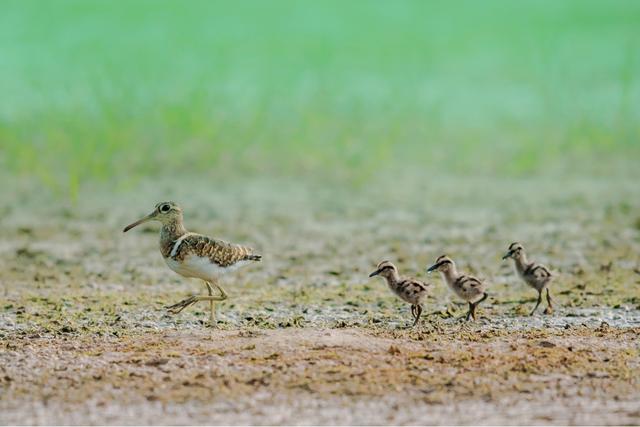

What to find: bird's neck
left=513, top=255, right=530, bottom=273
left=161, top=219, right=188, bottom=239
left=440, top=266, right=459, bottom=285
left=159, top=219, right=188, bottom=257
left=383, top=271, right=401, bottom=286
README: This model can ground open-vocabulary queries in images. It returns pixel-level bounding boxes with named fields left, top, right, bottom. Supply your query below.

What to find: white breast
left=164, top=255, right=249, bottom=281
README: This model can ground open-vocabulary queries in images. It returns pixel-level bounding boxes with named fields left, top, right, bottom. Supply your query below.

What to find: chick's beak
left=369, top=269, right=382, bottom=278
left=502, top=251, right=513, bottom=260
left=123, top=211, right=156, bottom=233
left=426, top=264, right=438, bottom=273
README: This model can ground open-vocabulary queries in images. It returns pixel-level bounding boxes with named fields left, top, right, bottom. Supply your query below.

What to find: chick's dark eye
left=160, top=204, right=170, bottom=212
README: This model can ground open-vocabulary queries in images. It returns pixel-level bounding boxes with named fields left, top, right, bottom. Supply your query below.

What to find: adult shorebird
left=369, top=260, right=432, bottom=327
left=502, top=242, right=553, bottom=315
left=427, top=255, right=488, bottom=321
left=123, top=201, right=261, bottom=326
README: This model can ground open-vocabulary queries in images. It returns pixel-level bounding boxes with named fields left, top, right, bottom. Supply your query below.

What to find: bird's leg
left=166, top=296, right=198, bottom=314
left=412, top=304, right=423, bottom=327
left=543, top=288, right=554, bottom=314
left=166, top=294, right=226, bottom=315
left=211, top=281, right=229, bottom=300
left=470, top=302, right=477, bottom=321
left=208, top=280, right=229, bottom=326
left=166, top=280, right=228, bottom=322
left=477, top=292, right=489, bottom=305
left=530, top=290, right=542, bottom=316
left=205, top=281, right=216, bottom=326
left=471, top=292, right=487, bottom=321
left=465, top=302, right=473, bottom=321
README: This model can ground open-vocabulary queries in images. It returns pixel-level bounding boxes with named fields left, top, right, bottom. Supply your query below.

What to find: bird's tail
left=246, top=254, right=262, bottom=262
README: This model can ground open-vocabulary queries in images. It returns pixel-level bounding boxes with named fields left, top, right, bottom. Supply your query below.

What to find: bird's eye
left=160, top=204, right=171, bottom=213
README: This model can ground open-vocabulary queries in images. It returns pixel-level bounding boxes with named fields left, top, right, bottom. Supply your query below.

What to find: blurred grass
left=1, top=0, right=639, bottom=197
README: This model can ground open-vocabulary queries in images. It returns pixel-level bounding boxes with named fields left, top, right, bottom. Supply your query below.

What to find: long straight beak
left=426, top=264, right=438, bottom=273
left=502, top=251, right=513, bottom=260
left=369, top=269, right=382, bottom=278
left=123, top=212, right=155, bottom=232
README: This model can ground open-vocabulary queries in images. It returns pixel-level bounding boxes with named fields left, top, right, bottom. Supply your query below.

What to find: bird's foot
left=543, top=307, right=553, bottom=315
left=166, top=296, right=199, bottom=314
left=461, top=312, right=472, bottom=322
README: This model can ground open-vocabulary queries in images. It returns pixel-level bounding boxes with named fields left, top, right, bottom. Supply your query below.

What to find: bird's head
left=369, top=260, right=398, bottom=279
left=123, top=201, right=183, bottom=232
left=502, top=242, right=525, bottom=261
left=427, top=255, right=454, bottom=273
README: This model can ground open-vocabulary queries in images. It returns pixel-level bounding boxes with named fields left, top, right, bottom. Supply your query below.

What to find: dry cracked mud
left=2, top=176, right=639, bottom=424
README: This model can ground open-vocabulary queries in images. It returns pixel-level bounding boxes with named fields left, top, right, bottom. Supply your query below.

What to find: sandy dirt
left=1, top=327, right=639, bottom=425
left=1, top=176, right=639, bottom=425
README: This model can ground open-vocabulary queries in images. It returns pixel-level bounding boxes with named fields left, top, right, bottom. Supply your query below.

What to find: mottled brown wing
left=532, top=265, right=551, bottom=279
left=174, top=234, right=260, bottom=267
left=455, top=275, right=485, bottom=299
left=525, top=263, right=552, bottom=280
left=398, top=278, right=431, bottom=297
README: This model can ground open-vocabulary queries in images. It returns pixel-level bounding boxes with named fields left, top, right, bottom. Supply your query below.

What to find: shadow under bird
left=369, top=260, right=432, bottom=327
left=427, top=255, right=488, bottom=321
left=502, top=242, right=553, bottom=315
left=123, top=201, right=261, bottom=326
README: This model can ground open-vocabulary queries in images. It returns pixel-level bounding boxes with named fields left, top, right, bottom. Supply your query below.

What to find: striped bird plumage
left=123, top=201, right=261, bottom=325
left=369, top=260, right=432, bottom=326
left=522, top=263, right=552, bottom=286
left=503, top=242, right=554, bottom=315
left=427, top=255, right=488, bottom=321
left=138, top=202, right=261, bottom=282
left=453, top=274, right=486, bottom=302
left=391, top=277, right=430, bottom=305
left=163, top=232, right=261, bottom=282
left=427, top=255, right=487, bottom=303
left=167, top=232, right=260, bottom=268
left=504, top=242, right=552, bottom=292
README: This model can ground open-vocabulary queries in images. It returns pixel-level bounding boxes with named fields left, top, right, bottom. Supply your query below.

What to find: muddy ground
left=1, top=176, right=639, bottom=425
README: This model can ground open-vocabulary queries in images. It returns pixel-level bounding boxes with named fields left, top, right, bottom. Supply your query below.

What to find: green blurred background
left=1, top=0, right=639, bottom=197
